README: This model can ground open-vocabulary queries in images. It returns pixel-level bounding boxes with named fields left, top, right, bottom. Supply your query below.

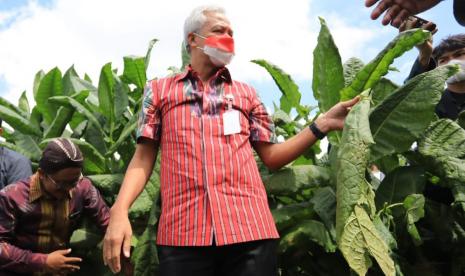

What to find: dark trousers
left=158, top=239, right=278, bottom=276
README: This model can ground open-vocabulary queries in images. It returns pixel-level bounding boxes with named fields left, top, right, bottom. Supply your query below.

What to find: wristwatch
left=309, top=122, right=327, bottom=140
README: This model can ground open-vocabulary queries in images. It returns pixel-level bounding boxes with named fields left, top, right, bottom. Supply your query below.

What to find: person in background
left=402, top=19, right=465, bottom=120
left=0, top=119, right=32, bottom=189
left=103, top=5, right=359, bottom=276
left=0, top=138, right=110, bottom=275
left=402, top=17, right=465, bottom=203
left=366, top=0, right=465, bottom=27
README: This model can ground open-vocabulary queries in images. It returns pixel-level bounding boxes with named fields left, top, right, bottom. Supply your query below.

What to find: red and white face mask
left=194, top=33, right=235, bottom=67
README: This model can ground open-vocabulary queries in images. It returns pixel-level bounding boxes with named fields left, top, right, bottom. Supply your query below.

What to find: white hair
left=183, top=5, right=226, bottom=54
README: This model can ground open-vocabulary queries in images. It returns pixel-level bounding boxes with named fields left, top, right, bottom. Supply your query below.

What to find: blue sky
left=0, top=0, right=461, bottom=111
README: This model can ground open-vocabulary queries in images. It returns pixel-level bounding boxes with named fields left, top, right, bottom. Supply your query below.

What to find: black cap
left=454, top=0, right=465, bottom=26
left=39, top=138, right=83, bottom=174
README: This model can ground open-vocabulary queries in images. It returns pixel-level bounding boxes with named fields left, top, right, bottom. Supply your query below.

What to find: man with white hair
left=103, top=5, right=359, bottom=275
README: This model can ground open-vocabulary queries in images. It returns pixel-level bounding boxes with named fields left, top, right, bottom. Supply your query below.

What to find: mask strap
left=193, top=33, right=207, bottom=40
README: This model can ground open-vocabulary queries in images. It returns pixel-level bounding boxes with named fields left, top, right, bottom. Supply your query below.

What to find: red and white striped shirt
left=137, top=66, right=279, bottom=246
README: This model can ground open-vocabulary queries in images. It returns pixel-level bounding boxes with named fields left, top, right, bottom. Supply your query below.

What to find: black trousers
left=157, top=239, right=278, bottom=276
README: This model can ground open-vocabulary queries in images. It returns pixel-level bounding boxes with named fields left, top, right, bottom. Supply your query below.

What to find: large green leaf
left=403, top=194, right=425, bottom=246
left=42, top=106, right=74, bottom=139
left=122, top=56, right=147, bottom=89
left=279, top=219, right=337, bottom=253
left=87, top=173, right=123, bottom=196
left=112, top=73, right=130, bottom=125
left=312, top=17, right=344, bottom=113
left=106, top=114, right=137, bottom=156
left=0, top=96, right=29, bottom=119
left=63, top=73, right=97, bottom=134
left=84, top=120, right=108, bottom=156
left=439, top=158, right=465, bottom=209
left=68, top=76, right=99, bottom=106
left=369, top=65, right=458, bottom=161
left=32, top=70, right=45, bottom=98
left=417, top=119, right=465, bottom=214
left=375, top=166, right=426, bottom=212
left=0, top=105, right=41, bottom=136
left=339, top=205, right=395, bottom=276
left=18, top=91, right=30, bottom=115
left=312, top=17, right=345, bottom=145
left=132, top=192, right=161, bottom=276
left=63, top=65, right=80, bottom=95
left=310, top=187, right=337, bottom=239
left=11, top=132, right=42, bottom=161
left=418, top=119, right=465, bottom=159
left=371, top=78, right=399, bottom=107
left=374, top=154, right=401, bottom=175
left=29, top=106, right=42, bottom=132
left=42, top=90, right=88, bottom=139
left=129, top=171, right=160, bottom=220
left=335, top=93, right=394, bottom=274
left=373, top=216, right=397, bottom=250
left=336, top=92, right=374, bottom=241
left=72, top=139, right=107, bottom=174
left=343, top=57, right=365, bottom=87
left=49, top=95, right=107, bottom=139
left=251, top=59, right=302, bottom=115
left=98, top=63, right=116, bottom=129
left=272, top=201, right=314, bottom=231
left=35, top=67, right=63, bottom=124
left=340, top=29, right=430, bottom=101
left=132, top=216, right=159, bottom=276
left=263, top=165, right=330, bottom=196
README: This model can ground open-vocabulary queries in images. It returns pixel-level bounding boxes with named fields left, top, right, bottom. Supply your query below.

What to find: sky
left=0, top=0, right=461, bottom=111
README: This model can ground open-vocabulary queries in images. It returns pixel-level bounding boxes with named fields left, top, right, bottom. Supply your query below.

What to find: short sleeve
left=248, top=88, right=277, bottom=143
left=136, top=80, right=162, bottom=142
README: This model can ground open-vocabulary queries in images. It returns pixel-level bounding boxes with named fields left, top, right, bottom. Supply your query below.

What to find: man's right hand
left=103, top=208, right=133, bottom=274
left=45, top=249, right=82, bottom=273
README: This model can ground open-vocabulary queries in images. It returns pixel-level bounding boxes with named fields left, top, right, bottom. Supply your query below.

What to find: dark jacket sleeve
left=82, top=178, right=110, bottom=232
left=0, top=189, right=47, bottom=273
left=405, top=57, right=437, bottom=82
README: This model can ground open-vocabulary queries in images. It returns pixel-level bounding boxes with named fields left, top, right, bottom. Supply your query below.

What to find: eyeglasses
left=47, top=173, right=83, bottom=190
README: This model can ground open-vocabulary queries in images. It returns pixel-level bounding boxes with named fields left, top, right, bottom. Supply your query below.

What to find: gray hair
left=183, top=5, right=226, bottom=54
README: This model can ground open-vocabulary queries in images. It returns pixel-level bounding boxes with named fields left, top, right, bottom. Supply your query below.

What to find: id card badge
left=223, top=110, right=241, bottom=135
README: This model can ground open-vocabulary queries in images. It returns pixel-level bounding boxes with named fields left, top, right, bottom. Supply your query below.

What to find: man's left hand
left=314, top=96, right=360, bottom=133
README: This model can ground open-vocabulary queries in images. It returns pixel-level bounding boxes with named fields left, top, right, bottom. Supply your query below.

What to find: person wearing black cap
left=0, top=138, right=110, bottom=275
left=365, top=0, right=465, bottom=27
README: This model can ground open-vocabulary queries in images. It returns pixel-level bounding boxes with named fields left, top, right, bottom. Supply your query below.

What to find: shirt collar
left=29, top=172, right=74, bottom=203
left=175, top=65, right=232, bottom=84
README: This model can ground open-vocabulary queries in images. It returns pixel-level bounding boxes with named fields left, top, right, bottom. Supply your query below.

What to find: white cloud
left=0, top=0, right=394, bottom=106
left=0, top=9, right=17, bottom=23
left=0, top=0, right=317, bottom=104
